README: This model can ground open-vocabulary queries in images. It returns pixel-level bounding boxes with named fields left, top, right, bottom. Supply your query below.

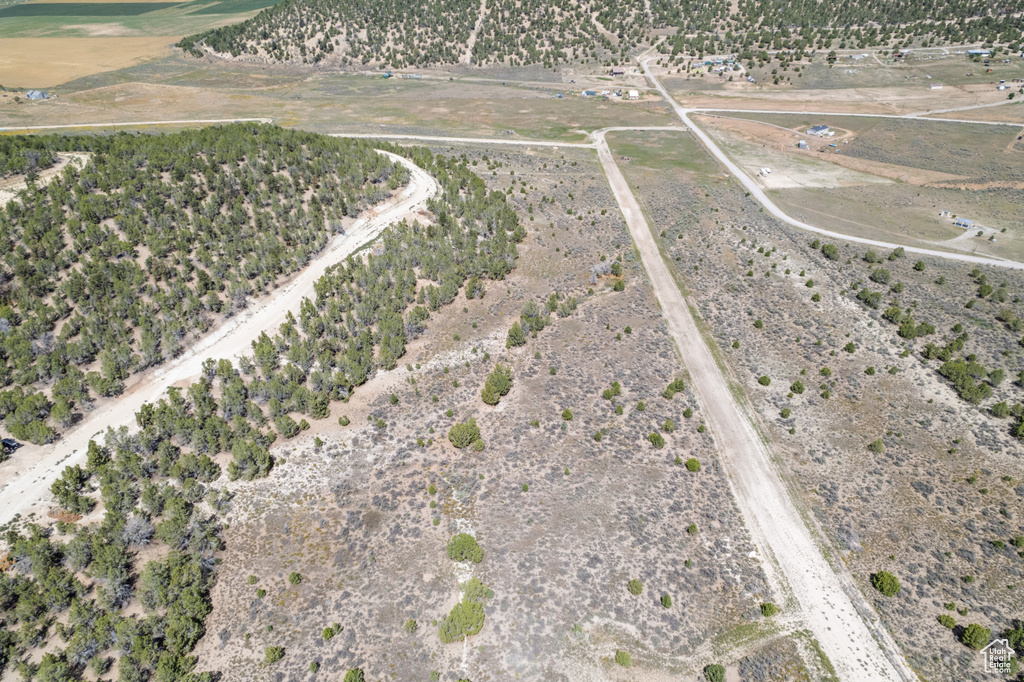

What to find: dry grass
left=0, top=36, right=175, bottom=86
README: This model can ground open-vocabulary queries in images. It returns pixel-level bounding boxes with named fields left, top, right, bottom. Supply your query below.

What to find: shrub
left=615, top=650, right=631, bottom=667
left=448, top=418, right=481, bottom=448
left=685, top=458, right=701, bottom=472
left=627, top=579, right=643, bottom=595
left=405, top=619, right=418, bottom=634
left=914, top=261, right=926, bottom=271
left=482, top=364, right=513, bottom=405
left=780, top=408, right=792, bottom=418
left=865, top=367, right=875, bottom=375
left=448, top=534, right=484, bottom=563
left=687, top=523, right=698, bottom=535
left=288, top=572, right=302, bottom=585
left=758, top=375, right=770, bottom=386
left=938, top=614, right=956, bottom=629
left=761, top=602, right=778, bottom=617
left=438, top=599, right=485, bottom=643
left=338, top=415, right=350, bottom=426
left=704, top=663, right=726, bottom=682
left=663, top=419, right=676, bottom=432
left=265, top=646, right=285, bottom=663
left=344, top=670, right=365, bottom=682
left=275, top=414, right=300, bottom=438
left=867, top=439, right=885, bottom=454
left=506, top=321, right=526, bottom=348
left=962, top=623, right=991, bottom=650
left=663, top=378, right=686, bottom=399
left=562, top=408, right=573, bottom=421
left=661, top=595, right=672, bottom=608
left=323, top=627, right=336, bottom=640
left=754, top=319, right=764, bottom=329
left=844, top=342, right=856, bottom=353
left=648, top=432, right=665, bottom=448
left=871, top=571, right=900, bottom=596
left=805, top=279, right=814, bottom=287
left=821, top=243, right=840, bottom=260
left=472, top=438, right=485, bottom=452
left=870, top=268, right=891, bottom=285
left=790, top=381, right=805, bottom=394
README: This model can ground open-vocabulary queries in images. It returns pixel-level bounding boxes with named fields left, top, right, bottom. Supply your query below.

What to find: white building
left=627, top=90, right=639, bottom=100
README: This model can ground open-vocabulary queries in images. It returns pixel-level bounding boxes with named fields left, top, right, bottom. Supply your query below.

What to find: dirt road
left=0, top=118, right=273, bottom=132
left=0, top=151, right=438, bottom=528
left=593, top=129, right=917, bottom=681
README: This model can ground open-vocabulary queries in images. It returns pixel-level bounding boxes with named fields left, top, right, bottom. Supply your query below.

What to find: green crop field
left=187, top=0, right=282, bottom=15
left=0, top=2, right=178, bottom=15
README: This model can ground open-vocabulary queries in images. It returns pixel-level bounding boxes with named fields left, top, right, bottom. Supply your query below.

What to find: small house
left=967, top=49, right=990, bottom=56
left=929, top=83, right=943, bottom=89
left=939, top=210, right=951, bottom=217
left=954, top=218, right=974, bottom=228
left=627, top=90, right=639, bottom=100
left=25, top=90, right=49, bottom=100
left=807, top=124, right=830, bottom=136
left=610, top=67, right=626, bottom=76
left=797, top=140, right=808, bottom=149
left=582, top=90, right=598, bottom=97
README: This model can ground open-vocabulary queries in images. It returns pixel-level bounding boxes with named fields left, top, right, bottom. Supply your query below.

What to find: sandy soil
left=0, top=150, right=439, bottom=529
left=593, top=128, right=916, bottom=681
left=0, top=37, right=177, bottom=88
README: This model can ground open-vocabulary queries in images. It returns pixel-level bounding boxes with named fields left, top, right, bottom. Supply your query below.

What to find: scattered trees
left=481, top=364, right=513, bottom=405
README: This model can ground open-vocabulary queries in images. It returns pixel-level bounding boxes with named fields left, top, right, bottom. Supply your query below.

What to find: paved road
left=0, top=152, right=437, bottom=528
left=593, top=128, right=917, bottom=682
left=640, top=60, right=1024, bottom=270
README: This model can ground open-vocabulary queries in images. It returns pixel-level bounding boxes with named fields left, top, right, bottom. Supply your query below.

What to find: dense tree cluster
left=0, top=435, right=221, bottom=681
left=177, top=0, right=1024, bottom=68
left=0, top=126, right=523, bottom=448
left=0, top=125, right=406, bottom=444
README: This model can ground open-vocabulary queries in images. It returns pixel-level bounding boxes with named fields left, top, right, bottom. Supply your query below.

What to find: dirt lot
left=191, top=144, right=811, bottom=681
left=609, top=128, right=1024, bottom=682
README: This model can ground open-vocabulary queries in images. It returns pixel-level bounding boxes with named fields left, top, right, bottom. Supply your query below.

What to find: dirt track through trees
left=593, top=129, right=917, bottom=681
left=0, top=151, right=438, bottom=528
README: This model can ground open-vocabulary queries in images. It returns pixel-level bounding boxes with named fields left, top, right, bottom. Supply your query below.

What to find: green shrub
left=663, top=419, right=676, bottom=432
left=844, top=342, right=856, bottom=353
left=865, top=367, right=875, bottom=375
left=754, top=319, right=764, bottom=329
left=265, top=646, right=285, bottom=663
left=339, top=415, right=350, bottom=426
left=438, top=599, right=485, bottom=643
left=482, top=364, right=513, bottom=405
left=758, top=375, right=770, bottom=386
left=344, top=670, right=365, bottom=682
left=448, top=534, right=484, bottom=563
left=867, top=439, right=885, bottom=454
left=275, top=414, right=300, bottom=438
left=661, top=594, right=672, bottom=608
left=405, top=619, right=418, bottom=634
left=871, top=571, right=900, bottom=596
left=685, top=458, right=701, bottom=472
left=288, top=572, right=302, bottom=584
left=248, top=575, right=259, bottom=584
left=704, top=663, right=726, bottom=682
left=761, top=602, right=777, bottom=617
left=562, top=408, right=573, bottom=421
left=448, top=418, right=481, bottom=448
left=615, top=650, right=631, bottom=667
left=962, top=623, right=991, bottom=650
left=780, top=408, right=792, bottom=418
left=323, top=626, right=336, bottom=640
left=627, top=579, right=643, bottom=595
left=687, top=523, right=698, bottom=535
left=663, top=378, right=686, bottom=399
left=821, top=243, right=840, bottom=260
left=648, top=432, right=665, bottom=448
left=506, top=321, right=527, bottom=348
left=790, top=381, right=805, bottom=394
left=938, top=614, right=956, bottom=629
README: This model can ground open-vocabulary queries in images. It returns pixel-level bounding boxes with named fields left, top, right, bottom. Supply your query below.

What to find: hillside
left=178, top=0, right=1024, bottom=68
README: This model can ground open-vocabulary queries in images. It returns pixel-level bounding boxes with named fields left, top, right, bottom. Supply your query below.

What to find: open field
left=0, top=61, right=678, bottom=140
left=608, top=127, right=1024, bottom=682
left=693, top=112, right=1024, bottom=260
left=0, top=0, right=281, bottom=85
left=657, top=52, right=1024, bottom=114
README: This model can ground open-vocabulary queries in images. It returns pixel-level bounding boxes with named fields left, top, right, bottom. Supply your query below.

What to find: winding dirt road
left=639, top=59, right=1024, bottom=271
left=593, top=129, right=917, bottom=681
left=0, top=151, right=438, bottom=528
